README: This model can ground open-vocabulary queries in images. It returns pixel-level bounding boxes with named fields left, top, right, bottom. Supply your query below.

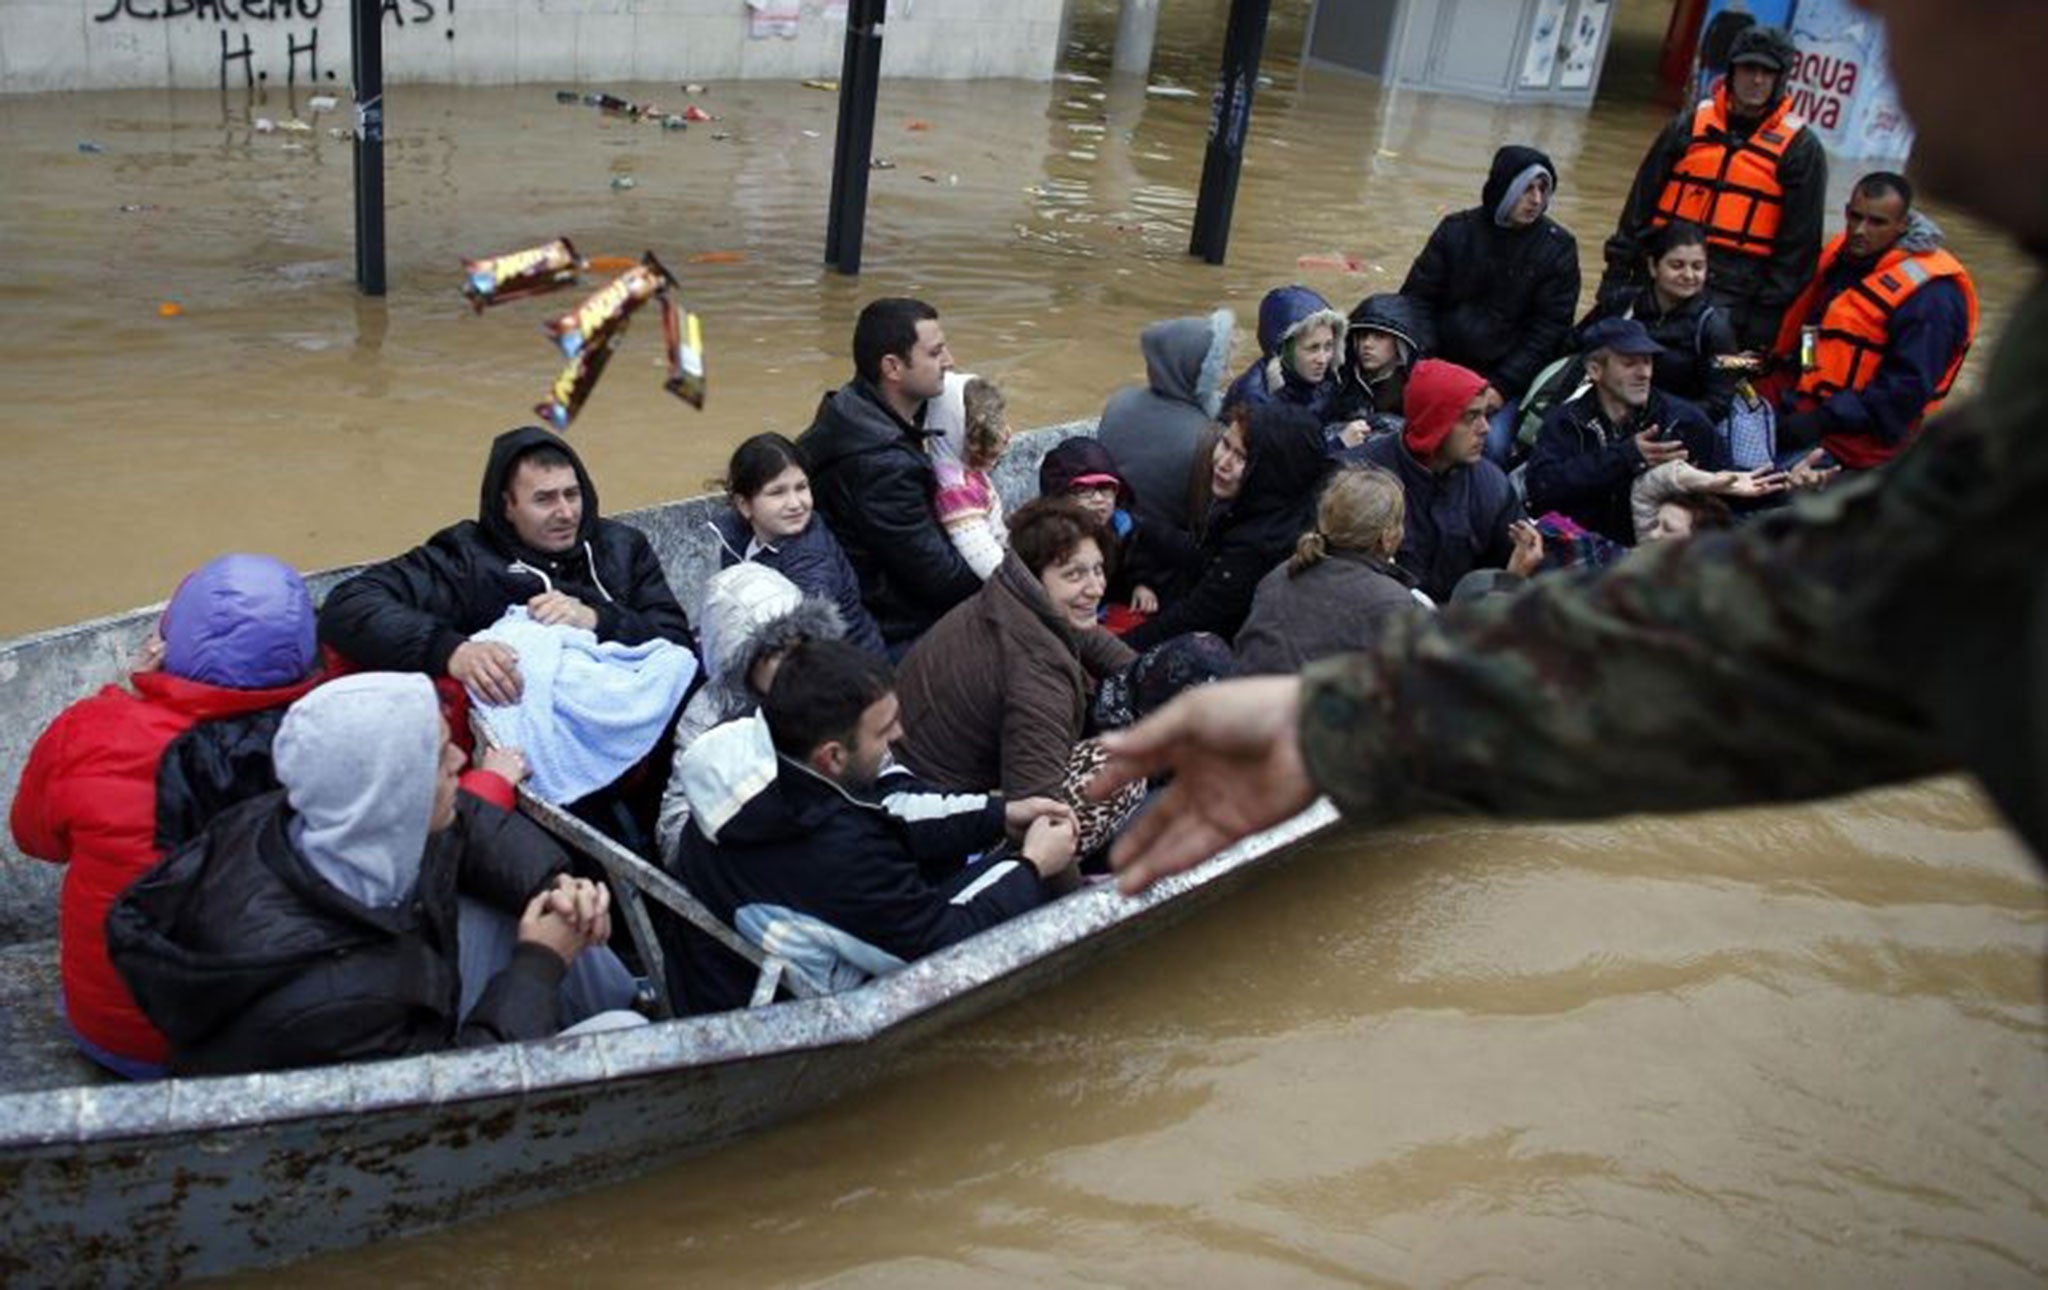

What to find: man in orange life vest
left=1602, top=25, right=1827, bottom=353
left=1768, top=172, right=1979, bottom=470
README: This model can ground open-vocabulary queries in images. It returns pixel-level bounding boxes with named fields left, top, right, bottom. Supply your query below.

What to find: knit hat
left=1402, top=359, right=1489, bottom=461
left=159, top=553, right=318, bottom=689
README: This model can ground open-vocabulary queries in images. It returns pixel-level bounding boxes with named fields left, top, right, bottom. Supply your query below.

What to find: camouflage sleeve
left=1293, top=449, right=1963, bottom=826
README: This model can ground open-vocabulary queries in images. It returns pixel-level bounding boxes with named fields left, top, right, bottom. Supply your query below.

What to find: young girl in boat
left=709, top=433, right=885, bottom=655
left=925, top=371, right=1013, bottom=579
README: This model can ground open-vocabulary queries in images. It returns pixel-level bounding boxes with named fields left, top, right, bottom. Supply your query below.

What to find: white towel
left=471, top=609, right=697, bottom=805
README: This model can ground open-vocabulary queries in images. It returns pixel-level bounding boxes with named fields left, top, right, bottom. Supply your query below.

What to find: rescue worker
left=1769, top=172, right=1979, bottom=470
left=1601, top=25, right=1827, bottom=352
left=1090, top=0, right=2048, bottom=891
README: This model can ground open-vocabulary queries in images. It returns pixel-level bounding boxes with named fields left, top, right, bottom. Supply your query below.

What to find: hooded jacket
left=1355, top=361, right=1528, bottom=603
left=1037, top=437, right=1191, bottom=603
left=318, top=426, right=692, bottom=677
left=1098, top=309, right=1236, bottom=532
left=1400, top=146, right=1582, bottom=404
left=660, top=714, right=1044, bottom=1014
left=1334, top=293, right=1435, bottom=428
left=104, top=676, right=571, bottom=1075
left=709, top=507, right=884, bottom=656
left=1222, top=286, right=1350, bottom=422
left=656, top=565, right=847, bottom=860
left=1123, top=404, right=1331, bottom=651
left=1602, top=63, right=1828, bottom=351
left=796, top=380, right=983, bottom=648
left=895, top=552, right=1138, bottom=800
left=11, top=554, right=323, bottom=1069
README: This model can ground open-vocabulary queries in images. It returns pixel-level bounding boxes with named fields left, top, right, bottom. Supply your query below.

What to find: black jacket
left=1036, top=436, right=1190, bottom=604
left=1356, top=434, right=1526, bottom=604
left=318, top=426, right=693, bottom=676
left=662, top=726, right=1044, bottom=1013
left=1400, top=146, right=1582, bottom=403
left=1601, top=95, right=1828, bottom=351
left=1124, top=405, right=1330, bottom=651
left=796, top=381, right=982, bottom=648
left=107, top=792, right=569, bottom=1075
left=1526, top=387, right=1720, bottom=546
left=1332, top=292, right=1435, bottom=432
left=1575, top=284, right=1742, bottom=423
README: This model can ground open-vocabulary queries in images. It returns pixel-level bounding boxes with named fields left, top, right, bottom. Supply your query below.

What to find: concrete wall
left=0, top=0, right=1066, bottom=94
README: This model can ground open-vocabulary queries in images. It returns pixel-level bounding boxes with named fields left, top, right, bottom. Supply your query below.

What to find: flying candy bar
left=534, top=338, right=617, bottom=432
left=660, top=291, right=707, bottom=410
left=542, top=254, right=675, bottom=360
left=462, top=237, right=584, bottom=313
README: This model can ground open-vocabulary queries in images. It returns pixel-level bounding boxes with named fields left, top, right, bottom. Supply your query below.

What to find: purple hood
left=160, top=553, right=318, bottom=689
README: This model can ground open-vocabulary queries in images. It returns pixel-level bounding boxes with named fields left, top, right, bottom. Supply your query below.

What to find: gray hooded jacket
left=1097, top=308, right=1234, bottom=531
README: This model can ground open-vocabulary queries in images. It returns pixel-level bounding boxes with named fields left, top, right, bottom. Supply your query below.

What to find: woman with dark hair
left=1575, top=220, right=1743, bottom=423
left=1121, top=402, right=1331, bottom=651
left=894, top=497, right=1137, bottom=811
left=708, top=432, right=884, bottom=655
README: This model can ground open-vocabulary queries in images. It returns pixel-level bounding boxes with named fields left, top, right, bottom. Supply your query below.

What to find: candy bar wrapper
left=542, top=259, right=669, bottom=360
left=661, top=291, right=707, bottom=410
left=534, top=337, right=616, bottom=432
left=462, top=237, right=583, bottom=313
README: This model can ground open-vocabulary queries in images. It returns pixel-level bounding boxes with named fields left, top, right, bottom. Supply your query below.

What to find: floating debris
left=76, top=141, right=106, bottom=154
left=253, top=117, right=277, bottom=133
left=870, top=157, right=896, bottom=170
left=1145, top=84, right=1198, bottom=99
left=328, top=127, right=353, bottom=140
left=661, top=115, right=689, bottom=130
left=905, top=119, right=932, bottom=131
left=681, top=105, right=714, bottom=123
left=1295, top=253, right=1371, bottom=274
left=118, top=203, right=160, bottom=213
left=681, top=82, right=707, bottom=94
left=555, top=89, right=581, bottom=103
left=157, top=301, right=183, bottom=318
left=801, top=78, right=838, bottom=91
left=307, top=94, right=339, bottom=112
left=687, top=250, right=747, bottom=265
left=610, top=175, right=637, bottom=191
left=710, top=131, right=732, bottom=141
left=278, top=118, right=313, bottom=134
left=801, top=129, right=821, bottom=139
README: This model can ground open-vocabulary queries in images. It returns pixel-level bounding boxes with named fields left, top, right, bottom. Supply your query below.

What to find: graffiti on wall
left=87, top=0, right=456, bottom=89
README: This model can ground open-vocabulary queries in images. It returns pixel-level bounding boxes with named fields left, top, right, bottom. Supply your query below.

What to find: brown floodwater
left=5, top=0, right=2043, bottom=1282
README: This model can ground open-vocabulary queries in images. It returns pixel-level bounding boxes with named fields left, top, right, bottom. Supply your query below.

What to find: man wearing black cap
left=1525, top=318, right=1719, bottom=546
left=1601, top=25, right=1827, bottom=353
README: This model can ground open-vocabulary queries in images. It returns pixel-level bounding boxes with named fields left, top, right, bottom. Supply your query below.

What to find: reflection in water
left=6, top=0, right=2043, bottom=1284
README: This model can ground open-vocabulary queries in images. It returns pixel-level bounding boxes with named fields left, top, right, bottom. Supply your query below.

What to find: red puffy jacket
left=11, top=671, right=323, bottom=1065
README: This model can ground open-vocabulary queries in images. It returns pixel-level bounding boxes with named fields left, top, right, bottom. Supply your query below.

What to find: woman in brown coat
left=895, top=498, right=1137, bottom=804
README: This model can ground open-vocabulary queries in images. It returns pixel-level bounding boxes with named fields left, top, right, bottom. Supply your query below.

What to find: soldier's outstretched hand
left=1087, top=676, right=1317, bottom=896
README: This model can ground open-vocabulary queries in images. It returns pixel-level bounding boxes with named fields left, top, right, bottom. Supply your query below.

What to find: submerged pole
left=824, top=0, right=887, bottom=275
left=1188, top=0, right=1272, bottom=266
left=1113, top=0, right=1160, bottom=76
left=351, top=0, right=386, bottom=296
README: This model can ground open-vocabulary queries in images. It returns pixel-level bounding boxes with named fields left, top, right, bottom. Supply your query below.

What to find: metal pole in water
left=824, top=0, right=886, bottom=276
left=1188, top=0, right=1272, bottom=266
left=351, top=0, right=386, bottom=297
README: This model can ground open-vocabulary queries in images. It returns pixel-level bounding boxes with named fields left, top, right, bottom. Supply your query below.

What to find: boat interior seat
left=0, top=939, right=118, bottom=1093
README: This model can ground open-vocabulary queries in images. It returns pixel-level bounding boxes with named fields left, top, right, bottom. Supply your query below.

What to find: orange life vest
left=1776, top=233, right=1981, bottom=467
left=1653, top=86, right=1806, bottom=260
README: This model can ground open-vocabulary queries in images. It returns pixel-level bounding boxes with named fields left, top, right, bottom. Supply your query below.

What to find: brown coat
left=895, top=554, right=1137, bottom=799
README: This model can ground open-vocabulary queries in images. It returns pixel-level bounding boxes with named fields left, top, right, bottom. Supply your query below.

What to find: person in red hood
left=1353, top=359, right=1543, bottom=602
left=12, top=554, right=326, bottom=1077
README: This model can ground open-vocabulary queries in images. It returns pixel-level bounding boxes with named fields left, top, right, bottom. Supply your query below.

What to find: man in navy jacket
left=661, top=640, right=1079, bottom=1012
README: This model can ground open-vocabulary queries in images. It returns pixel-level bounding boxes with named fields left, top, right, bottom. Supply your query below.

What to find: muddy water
left=6, top=0, right=2044, bottom=1282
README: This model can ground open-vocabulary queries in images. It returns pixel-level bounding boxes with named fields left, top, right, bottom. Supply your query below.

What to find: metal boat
left=0, top=422, right=1339, bottom=1285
